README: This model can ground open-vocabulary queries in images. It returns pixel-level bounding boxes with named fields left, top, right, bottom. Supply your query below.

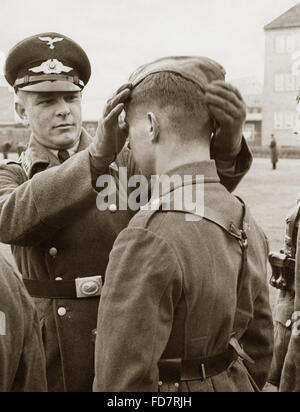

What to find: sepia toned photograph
left=0, top=0, right=300, bottom=397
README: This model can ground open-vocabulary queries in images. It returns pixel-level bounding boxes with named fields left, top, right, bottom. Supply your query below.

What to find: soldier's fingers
left=208, top=81, right=244, bottom=101
left=208, top=105, right=233, bottom=125
left=205, top=94, right=242, bottom=119
left=104, top=89, right=131, bottom=117
left=104, top=103, right=124, bottom=124
left=206, top=84, right=243, bottom=110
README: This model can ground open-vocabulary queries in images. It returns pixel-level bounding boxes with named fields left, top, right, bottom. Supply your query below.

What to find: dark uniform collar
left=164, top=160, right=221, bottom=184
left=20, top=128, right=92, bottom=178
left=146, top=160, right=221, bottom=206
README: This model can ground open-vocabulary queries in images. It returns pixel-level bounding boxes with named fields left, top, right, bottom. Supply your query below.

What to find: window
left=274, top=73, right=300, bottom=92
left=297, top=34, right=300, bottom=51
left=274, top=112, right=284, bottom=129
left=274, top=112, right=296, bottom=129
left=287, top=36, right=296, bottom=53
left=286, top=74, right=296, bottom=91
left=285, top=112, right=295, bottom=129
left=275, top=36, right=286, bottom=53
left=275, top=74, right=285, bottom=91
left=244, top=124, right=255, bottom=142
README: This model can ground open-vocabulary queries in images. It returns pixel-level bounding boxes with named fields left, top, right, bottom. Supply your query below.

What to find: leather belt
left=158, top=346, right=239, bottom=386
left=23, top=276, right=103, bottom=299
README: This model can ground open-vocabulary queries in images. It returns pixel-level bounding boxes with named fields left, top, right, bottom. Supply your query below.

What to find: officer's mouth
left=54, top=123, right=75, bottom=130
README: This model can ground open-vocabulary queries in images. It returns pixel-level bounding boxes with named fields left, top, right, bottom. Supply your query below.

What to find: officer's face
left=17, top=91, right=82, bottom=149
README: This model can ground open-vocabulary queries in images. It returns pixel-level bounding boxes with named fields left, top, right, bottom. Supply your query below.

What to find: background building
left=231, top=76, right=263, bottom=146
left=263, top=3, right=300, bottom=147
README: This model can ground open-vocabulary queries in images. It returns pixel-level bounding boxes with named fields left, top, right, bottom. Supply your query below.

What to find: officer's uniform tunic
left=94, top=161, right=274, bottom=392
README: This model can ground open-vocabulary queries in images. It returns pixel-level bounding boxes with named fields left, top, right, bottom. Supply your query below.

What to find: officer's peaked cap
left=5, top=32, right=91, bottom=92
left=129, top=56, right=226, bottom=91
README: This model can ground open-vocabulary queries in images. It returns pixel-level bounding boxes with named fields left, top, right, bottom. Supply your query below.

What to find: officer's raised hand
left=205, top=81, right=246, bottom=161
left=89, top=83, right=132, bottom=170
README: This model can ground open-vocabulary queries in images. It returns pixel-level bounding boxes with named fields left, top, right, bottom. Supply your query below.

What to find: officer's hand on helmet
left=89, top=83, right=132, bottom=170
left=205, top=81, right=246, bottom=161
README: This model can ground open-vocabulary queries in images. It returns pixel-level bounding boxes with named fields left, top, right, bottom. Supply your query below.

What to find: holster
left=269, top=252, right=295, bottom=292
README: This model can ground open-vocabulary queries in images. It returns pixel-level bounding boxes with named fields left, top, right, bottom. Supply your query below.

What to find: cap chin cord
left=14, top=74, right=84, bottom=89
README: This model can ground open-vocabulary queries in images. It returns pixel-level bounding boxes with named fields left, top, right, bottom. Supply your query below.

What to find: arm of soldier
left=239, top=281, right=274, bottom=390
left=0, top=148, right=97, bottom=246
left=239, top=232, right=274, bottom=391
left=279, top=229, right=300, bottom=392
left=206, top=81, right=253, bottom=192
left=13, top=282, right=48, bottom=392
left=0, top=256, right=47, bottom=392
left=93, top=227, right=183, bottom=392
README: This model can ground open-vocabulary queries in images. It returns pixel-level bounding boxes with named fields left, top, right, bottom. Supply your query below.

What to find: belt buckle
left=75, top=276, right=102, bottom=298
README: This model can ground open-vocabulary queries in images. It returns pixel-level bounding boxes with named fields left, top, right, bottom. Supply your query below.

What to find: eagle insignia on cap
left=29, top=59, right=73, bottom=74
left=38, top=36, right=64, bottom=50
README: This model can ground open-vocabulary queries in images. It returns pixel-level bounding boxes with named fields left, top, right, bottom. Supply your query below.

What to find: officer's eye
left=65, top=95, right=80, bottom=103
left=39, top=99, right=54, bottom=105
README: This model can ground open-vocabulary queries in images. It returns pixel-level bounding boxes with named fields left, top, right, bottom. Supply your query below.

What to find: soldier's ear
left=147, top=112, right=159, bottom=143
left=15, top=101, right=29, bottom=126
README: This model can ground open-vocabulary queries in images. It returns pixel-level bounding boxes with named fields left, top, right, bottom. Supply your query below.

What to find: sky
left=0, top=0, right=299, bottom=120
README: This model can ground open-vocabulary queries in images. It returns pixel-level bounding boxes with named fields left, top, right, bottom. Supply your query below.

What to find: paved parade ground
left=0, top=155, right=300, bottom=309
left=234, top=157, right=300, bottom=308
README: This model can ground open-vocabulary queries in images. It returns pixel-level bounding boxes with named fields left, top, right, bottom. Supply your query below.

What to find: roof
left=265, top=3, right=300, bottom=30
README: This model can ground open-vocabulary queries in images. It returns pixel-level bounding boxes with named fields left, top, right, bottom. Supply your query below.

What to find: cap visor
left=18, top=80, right=81, bottom=92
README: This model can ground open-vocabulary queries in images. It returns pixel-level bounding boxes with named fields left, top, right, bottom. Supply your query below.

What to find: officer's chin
left=52, top=132, right=80, bottom=149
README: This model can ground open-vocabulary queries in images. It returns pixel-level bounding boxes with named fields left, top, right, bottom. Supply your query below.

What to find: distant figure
left=2, top=141, right=12, bottom=160
left=17, top=142, right=27, bottom=157
left=269, top=134, right=278, bottom=170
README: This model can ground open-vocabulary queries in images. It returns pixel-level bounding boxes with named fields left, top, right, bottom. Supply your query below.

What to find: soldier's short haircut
left=129, top=72, right=213, bottom=138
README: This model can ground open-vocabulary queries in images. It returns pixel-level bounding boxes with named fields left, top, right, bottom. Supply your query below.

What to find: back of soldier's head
left=128, top=71, right=213, bottom=143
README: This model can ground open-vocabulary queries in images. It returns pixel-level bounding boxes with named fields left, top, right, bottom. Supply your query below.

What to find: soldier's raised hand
left=205, top=81, right=246, bottom=160
left=89, top=83, right=132, bottom=170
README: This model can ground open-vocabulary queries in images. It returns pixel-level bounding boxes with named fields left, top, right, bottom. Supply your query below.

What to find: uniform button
left=57, top=307, right=67, bottom=317
left=286, top=319, right=292, bottom=328
left=49, top=247, right=58, bottom=257
left=109, top=204, right=117, bottom=213
left=55, top=277, right=63, bottom=281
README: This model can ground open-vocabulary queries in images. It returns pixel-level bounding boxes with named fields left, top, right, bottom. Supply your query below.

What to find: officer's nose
left=56, top=98, right=71, bottom=117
